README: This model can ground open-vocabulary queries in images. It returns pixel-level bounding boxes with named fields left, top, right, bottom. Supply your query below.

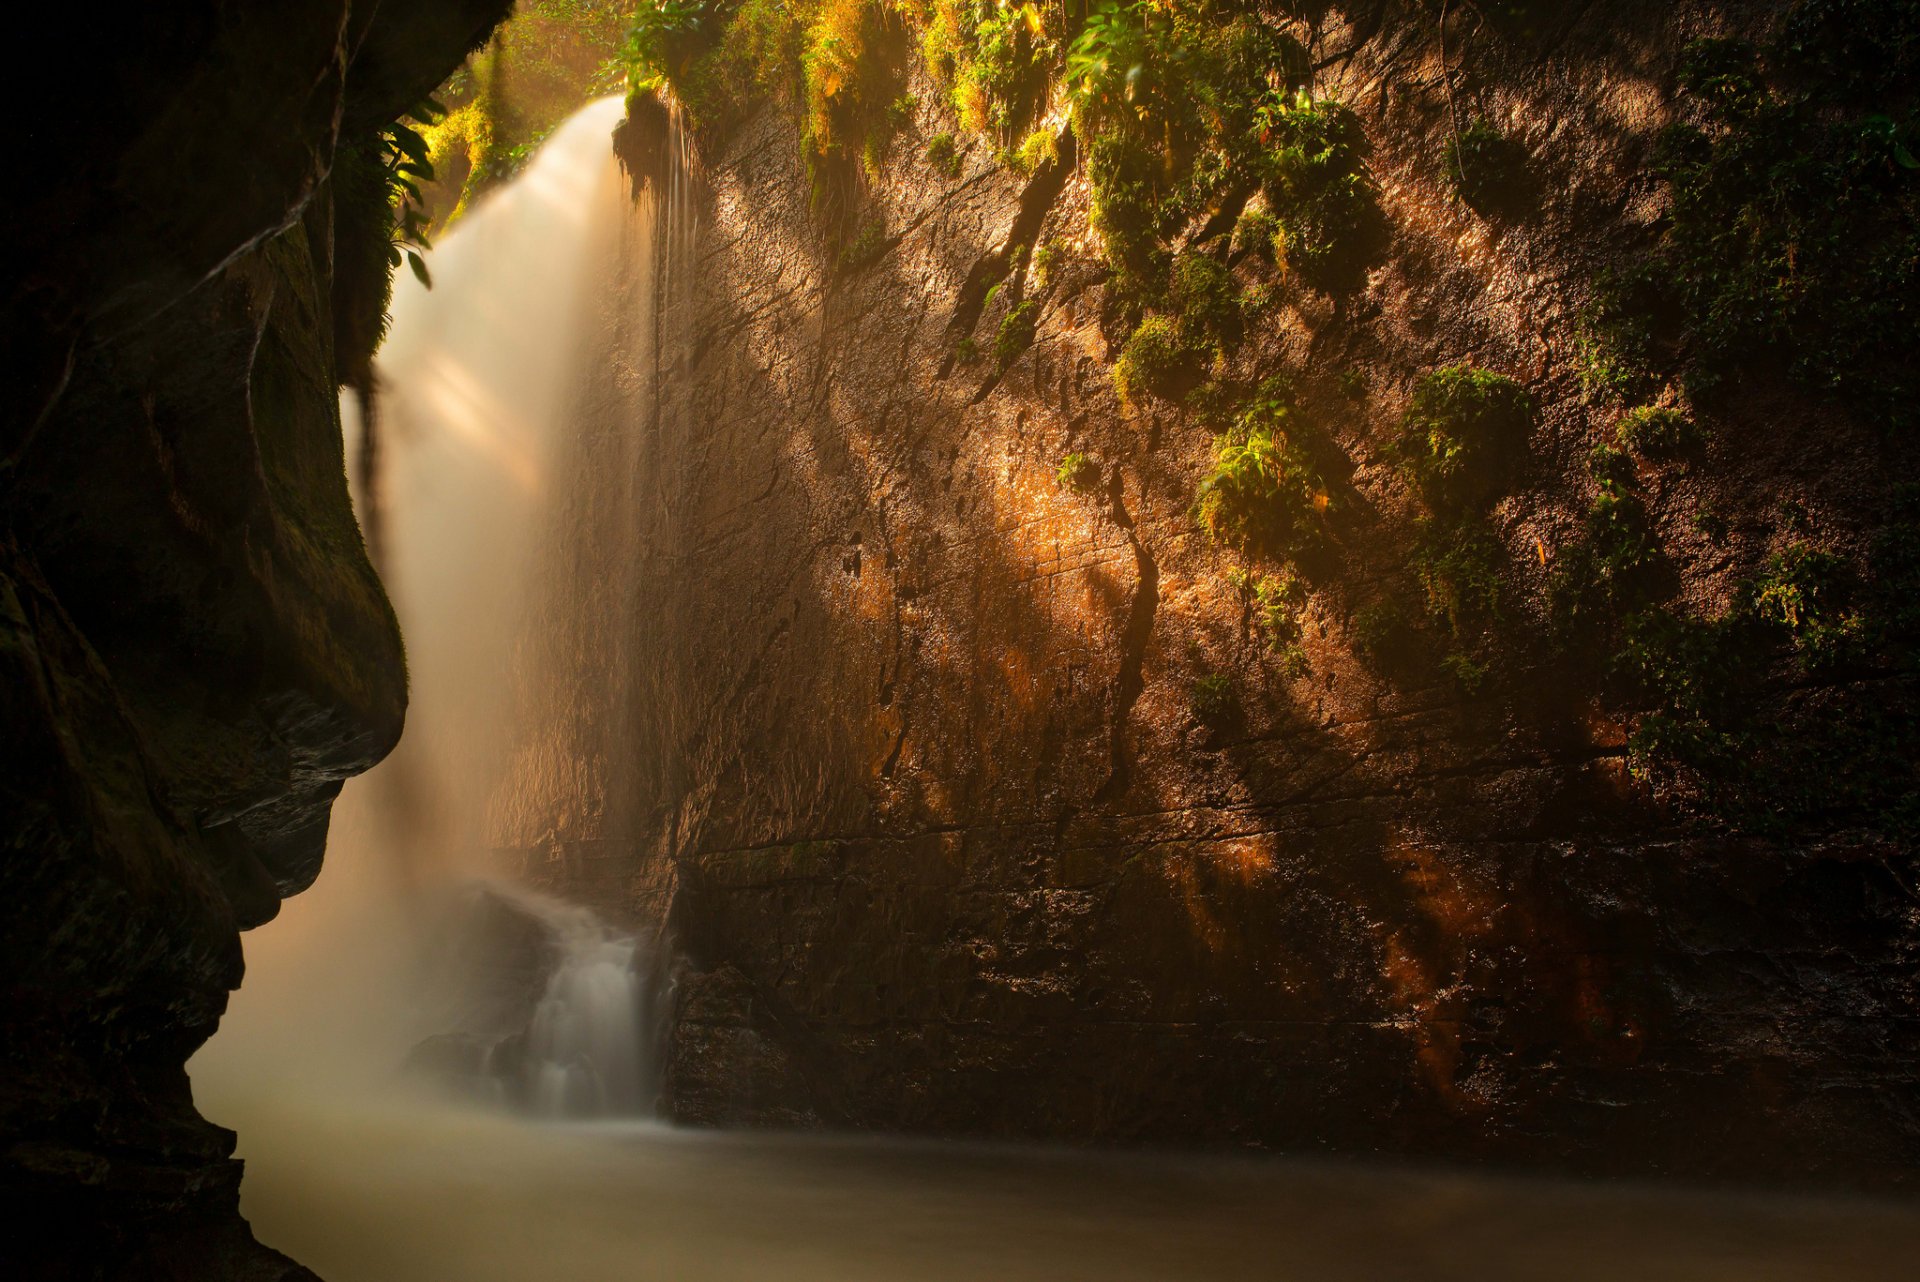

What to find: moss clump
left=1192, top=380, right=1328, bottom=558
left=1168, top=251, right=1240, bottom=353
left=837, top=219, right=888, bottom=273
left=1411, top=519, right=1503, bottom=642
left=1548, top=459, right=1660, bottom=635
left=1254, top=90, right=1383, bottom=292
left=1642, top=15, right=1920, bottom=428
left=1230, top=567, right=1310, bottom=675
left=1191, top=673, right=1238, bottom=724
left=1112, top=314, right=1192, bottom=408
left=1056, top=451, right=1101, bottom=494
left=994, top=299, right=1039, bottom=369
left=1393, top=366, right=1534, bottom=514
left=1615, top=405, right=1703, bottom=458
left=1573, top=262, right=1670, bottom=404
left=1233, top=203, right=1281, bottom=262
left=925, top=130, right=962, bottom=177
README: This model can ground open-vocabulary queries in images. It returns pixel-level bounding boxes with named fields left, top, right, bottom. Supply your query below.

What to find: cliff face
left=0, top=3, right=507, bottom=1277
left=516, top=0, right=1919, bottom=1182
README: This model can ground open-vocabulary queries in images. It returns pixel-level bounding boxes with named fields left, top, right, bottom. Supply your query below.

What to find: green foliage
left=1644, top=15, right=1920, bottom=428
left=1168, top=251, right=1239, bottom=351
left=954, top=335, right=979, bottom=364
left=1411, top=519, right=1502, bottom=640
left=1393, top=365, right=1533, bottom=513
left=1744, top=542, right=1865, bottom=668
left=838, top=219, right=888, bottom=272
left=995, top=299, right=1039, bottom=369
left=1615, top=405, right=1702, bottom=458
left=334, top=103, right=443, bottom=389
left=1441, top=651, right=1490, bottom=695
left=1444, top=117, right=1527, bottom=213
left=925, top=130, right=962, bottom=177
left=1192, top=380, right=1328, bottom=558
left=1573, top=262, right=1667, bottom=403
left=1254, top=90, right=1382, bottom=292
left=1191, top=673, right=1238, bottom=723
left=1056, top=451, right=1102, bottom=494
left=1112, top=314, right=1191, bottom=408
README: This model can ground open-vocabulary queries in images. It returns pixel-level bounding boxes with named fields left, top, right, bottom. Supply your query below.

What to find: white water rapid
left=184, top=99, right=1920, bottom=1282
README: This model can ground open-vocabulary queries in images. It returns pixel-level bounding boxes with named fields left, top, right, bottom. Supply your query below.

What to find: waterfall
left=195, top=95, right=696, bottom=1121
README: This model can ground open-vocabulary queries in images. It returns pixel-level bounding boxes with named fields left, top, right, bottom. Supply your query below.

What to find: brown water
left=206, top=1085, right=1915, bottom=1282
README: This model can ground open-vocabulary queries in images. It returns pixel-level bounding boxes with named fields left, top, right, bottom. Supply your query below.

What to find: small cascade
left=408, top=879, right=661, bottom=1118
left=523, top=905, right=649, bottom=1117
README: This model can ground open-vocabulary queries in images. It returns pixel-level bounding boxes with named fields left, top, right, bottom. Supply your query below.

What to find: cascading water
left=194, top=94, right=688, bottom=1120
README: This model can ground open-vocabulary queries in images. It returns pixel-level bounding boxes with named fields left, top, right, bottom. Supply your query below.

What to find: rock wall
left=517, top=0, right=1919, bottom=1184
left=0, top=3, right=508, bottom=1277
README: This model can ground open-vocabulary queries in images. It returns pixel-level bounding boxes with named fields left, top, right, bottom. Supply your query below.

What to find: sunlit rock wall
left=520, top=0, right=1917, bottom=1183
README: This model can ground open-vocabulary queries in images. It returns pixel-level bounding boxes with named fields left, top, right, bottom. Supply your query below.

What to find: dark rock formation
left=1, top=3, right=508, bottom=1277
left=507, top=0, right=1919, bottom=1186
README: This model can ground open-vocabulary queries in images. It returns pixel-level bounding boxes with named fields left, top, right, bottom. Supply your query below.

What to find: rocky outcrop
left=515, top=0, right=1919, bottom=1185
left=1, top=3, right=508, bottom=1277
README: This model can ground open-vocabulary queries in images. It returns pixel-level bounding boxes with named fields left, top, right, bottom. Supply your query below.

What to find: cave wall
left=0, top=3, right=509, bottom=1277
left=518, top=0, right=1919, bottom=1183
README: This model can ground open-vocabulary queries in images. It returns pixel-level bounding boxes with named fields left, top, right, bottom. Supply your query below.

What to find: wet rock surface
left=1, top=2, right=508, bottom=1277
left=507, top=0, right=1919, bottom=1186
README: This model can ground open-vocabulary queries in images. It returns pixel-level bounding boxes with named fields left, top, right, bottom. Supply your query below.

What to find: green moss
left=1113, top=314, right=1192, bottom=408
left=837, top=219, right=887, bottom=273
left=925, top=130, right=962, bottom=177
left=1615, top=405, right=1702, bottom=458
left=1191, top=673, right=1238, bottom=723
left=1393, top=365, right=1534, bottom=514
left=1056, top=451, right=1101, bottom=494
left=1744, top=541, right=1866, bottom=669
left=1254, top=90, right=1382, bottom=292
left=1192, top=380, right=1328, bottom=558
left=994, top=299, right=1039, bottom=370
left=1233, top=204, right=1280, bottom=262
left=1168, top=251, right=1240, bottom=351
left=1411, top=519, right=1502, bottom=641
left=1573, top=261, right=1668, bottom=404
left=1441, top=651, right=1490, bottom=695
left=1645, top=16, right=1920, bottom=428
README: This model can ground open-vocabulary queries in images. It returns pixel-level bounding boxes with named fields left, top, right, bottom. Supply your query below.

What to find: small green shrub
left=1411, top=520, right=1503, bottom=640
left=1442, top=651, right=1490, bottom=695
left=1574, top=262, right=1667, bottom=403
left=1548, top=469, right=1661, bottom=633
left=1169, top=251, right=1240, bottom=351
left=926, top=131, right=962, bottom=178
left=1254, top=90, right=1382, bottom=292
left=1744, top=541, right=1865, bottom=668
left=1010, top=127, right=1058, bottom=175
left=1393, top=365, right=1534, bottom=513
left=1193, top=382, right=1328, bottom=558
left=995, top=299, right=1038, bottom=369
left=837, top=219, right=887, bottom=274
left=1056, top=451, right=1101, bottom=494
left=1615, top=405, right=1703, bottom=458
left=954, top=335, right=979, bottom=364
left=1113, top=314, right=1192, bottom=408
left=1192, top=673, right=1238, bottom=723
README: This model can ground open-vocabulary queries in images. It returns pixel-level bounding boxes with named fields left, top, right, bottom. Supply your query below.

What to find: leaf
left=388, top=125, right=432, bottom=165
left=1897, top=141, right=1919, bottom=171
left=407, top=251, right=432, bottom=288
